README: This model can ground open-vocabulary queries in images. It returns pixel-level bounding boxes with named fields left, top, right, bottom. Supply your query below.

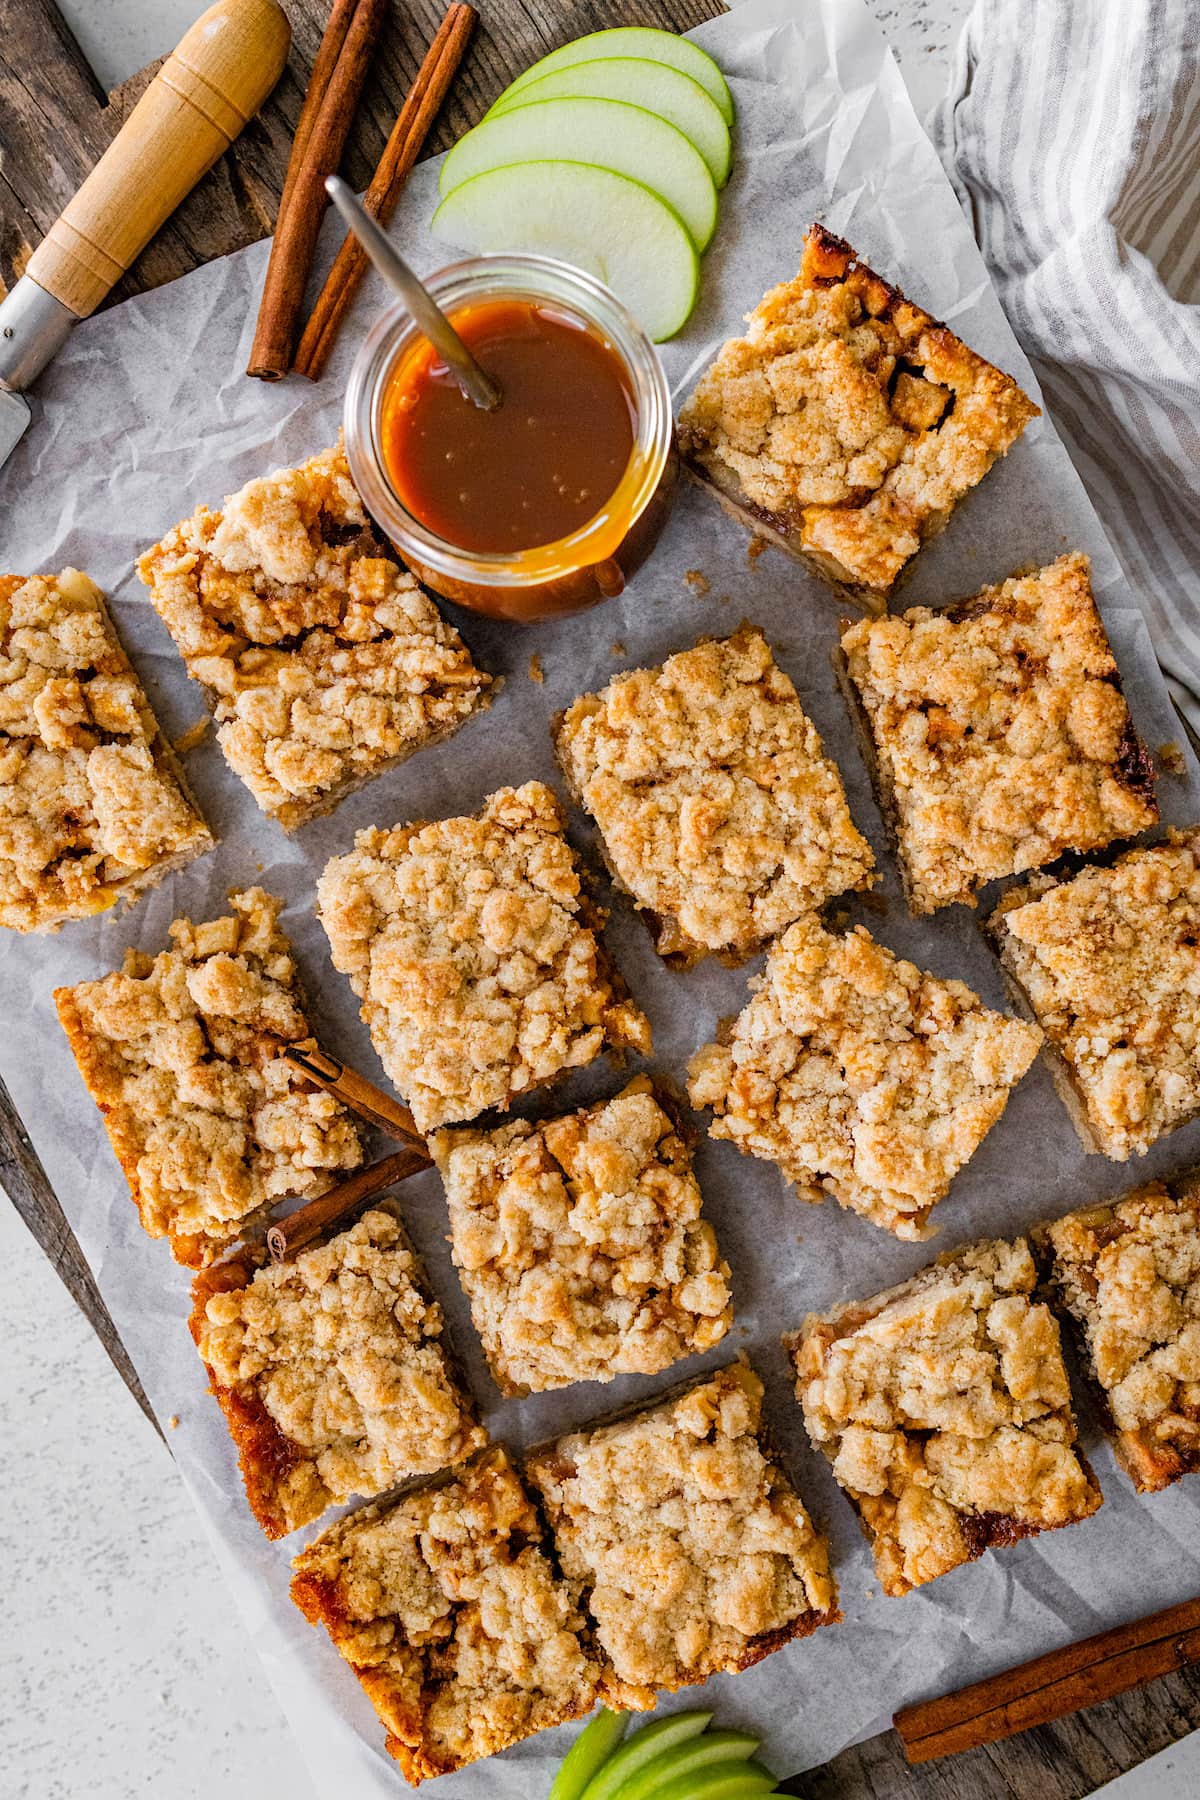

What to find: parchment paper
left=3, top=0, right=1200, bottom=1792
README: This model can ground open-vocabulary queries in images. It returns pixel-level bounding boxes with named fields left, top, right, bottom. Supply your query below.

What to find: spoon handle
left=325, top=176, right=502, bottom=410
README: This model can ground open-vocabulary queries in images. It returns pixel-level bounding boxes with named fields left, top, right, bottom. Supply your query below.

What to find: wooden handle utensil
left=25, top=0, right=290, bottom=319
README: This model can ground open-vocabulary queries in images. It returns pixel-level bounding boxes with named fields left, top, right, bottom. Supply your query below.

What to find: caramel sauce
left=380, top=299, right=637, bottom=554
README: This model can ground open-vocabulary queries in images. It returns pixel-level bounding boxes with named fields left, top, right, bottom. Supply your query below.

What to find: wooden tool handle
left=25, top=0, right=290, bottom=319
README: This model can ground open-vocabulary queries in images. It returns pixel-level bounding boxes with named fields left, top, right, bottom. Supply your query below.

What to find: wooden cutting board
left=2, top=5, right=1199, bottom=1796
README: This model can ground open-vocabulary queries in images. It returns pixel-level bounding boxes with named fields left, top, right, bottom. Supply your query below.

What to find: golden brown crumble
left=1037, top=1181, right=1200, bottom=1492
left=191, top=1205, right=486, bottom=1537
left=554, top=628, right=874, bottom=963
left=54, top=887, right=362, bottom=1266
left=318, top=781, right=651, bottom=1133
left=291, top=1448, right=607, bottom=1783
left=173, top=717, right=211, bottom=756
left=687, top=915, right=1041, bottom=1238
left=684, top=570, right=711, bottom=597
left=678, top=226, right=1038, bottom=607
left=786, top=1238, right=1102, bottom=1596
left=528, top=653, right=545, bottom=685
left=525, top=1362, right=838, bottom=1700
left=0, top=569, right=211, bottom=932
left=839, top=555, right=1158, bottom=913
left=987, top=831, right=1200, bottom=1159
left=431, top=1077, right=732, bottom=1394
left=136, top=443, right=491, bottom=829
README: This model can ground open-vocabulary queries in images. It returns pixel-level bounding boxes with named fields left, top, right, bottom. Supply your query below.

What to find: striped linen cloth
left=932, top=0, right=1200, bottom=730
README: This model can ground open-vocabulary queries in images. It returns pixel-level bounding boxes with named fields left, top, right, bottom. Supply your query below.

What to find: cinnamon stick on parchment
left=248, top=0, right=388, bottom=380
left=894, top=1594, right=1200, bottom=1762
left=267, top=1146, right=430, bottom=1262
left=294, top=2, right=478, bottom=379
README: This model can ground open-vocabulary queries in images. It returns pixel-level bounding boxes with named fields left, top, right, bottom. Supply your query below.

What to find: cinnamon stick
left=894, top=1595, right=1200, bottom=1762
left=267, top=1147, right=430, bottom=1262
left=248, top=0, right=388, bottom=380
left=293, top=2, right=477, bottom=379
left=284, top=1044, right=423, bottom=1145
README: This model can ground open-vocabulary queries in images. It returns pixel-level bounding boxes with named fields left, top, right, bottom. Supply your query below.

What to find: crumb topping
left=788, top=1238, right=1101, bottom=1595
left=555, top=628, right=874, bottom=961
left=989, top=832, right=1200, bottom=1159
left=432, top=1077, right=732, bottom=1393
left=687, top=916, right=1040, bottom=1237
left=290, top=1449, right=604, bottom=1782
left=318, top=781, right=651, bottom=1133
left=841, top=555, right=1157, bottom=912
left=0, top=569, right=210, bottom=931
left=678, top=226, right=1038, bottom=595
left=1039, top=1183, right=1200, bottom=1490
left=55, top=887, right=361, bottom=1265
left=195, top=1206, right=486, bottom=1536
left=137, top=443, right=490, bottom=828
left=526, top=1363, right=837, bottom=1695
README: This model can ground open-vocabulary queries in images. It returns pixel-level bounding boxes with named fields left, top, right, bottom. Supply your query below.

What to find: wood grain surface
left=3, top=3, right=1199, bottom=1794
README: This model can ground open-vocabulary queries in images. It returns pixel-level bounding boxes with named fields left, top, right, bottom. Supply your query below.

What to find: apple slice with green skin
left=608, top=1731, right=763, bottom=1800
left=431, top=162, right=700, bottom=342
left=550, top=1709, right=630, bottom=1800
left=439, top=98, right=718, bottom=251
left=628, top=1763, right=775, bottom=1800
left=494, top=26, right=734, bottom=124
left=579, top=1713, right=713, bottom=1800
left=491, top=60, right=731, bottom=188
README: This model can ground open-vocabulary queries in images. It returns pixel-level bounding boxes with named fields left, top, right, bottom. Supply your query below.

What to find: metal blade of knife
left=0, top=391, right=31, bottom=469
left=0, top=277, right=78, bottom=473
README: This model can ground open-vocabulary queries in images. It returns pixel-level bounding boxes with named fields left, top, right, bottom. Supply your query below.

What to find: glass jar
left=344, top=253, right=678, bottom=623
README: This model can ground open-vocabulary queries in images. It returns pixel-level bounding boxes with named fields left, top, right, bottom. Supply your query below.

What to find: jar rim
left=344, top=253, right=673, bottom=588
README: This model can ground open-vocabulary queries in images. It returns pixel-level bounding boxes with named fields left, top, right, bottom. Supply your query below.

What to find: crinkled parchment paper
left=3, top=0, right=1200, bottom=1792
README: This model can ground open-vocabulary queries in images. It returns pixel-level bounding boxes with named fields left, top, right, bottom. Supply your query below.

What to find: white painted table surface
left=5, top=3, right=1198, bottom=1797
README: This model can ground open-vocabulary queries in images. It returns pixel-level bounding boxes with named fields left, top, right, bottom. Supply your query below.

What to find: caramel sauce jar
left=344, top=254, right=678, bottom=623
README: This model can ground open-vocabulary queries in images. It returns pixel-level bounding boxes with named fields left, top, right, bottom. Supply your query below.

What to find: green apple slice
left=610, top=1731, right=763, bottom=1800
left=632, top=1763, right=775, bottom=1800
left=492, top=60, right=731, bottom=188
left=431, top=162, right=700, bottom=342
left=579, top=1713, right=712, bottom=1800
left=496, top=27, right=734, bottom=124
left=439, top=99, right=718, bottom=251
left=550, top=1709, right=630, bottom=1800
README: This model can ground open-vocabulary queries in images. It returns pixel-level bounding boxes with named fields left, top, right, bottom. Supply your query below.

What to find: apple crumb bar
left=837, top=554, right=1158, bottom=913
left=986, top=830, right=1200, bottom=1159
left=318, top=781, right=651, bottom=1134
left=687, top=915, right=1041, bottom=1238
left=191, top=1203, right=487, bottom=1538
left=786, top=1237, right=1102, bottom=1597
left=553, top=625, right=874, bottom=964
left=525, top=1361, right=839, bottom=1702
left=291, top=1447, right=609, bottom=1784
left=136, top=442, right=491, bottom=830
left=431, top=1075, right=732, bottom=1395
left=678, top=225, right=1039, bottom=610
left=54, top=886, right=362, bottom=1266
left=0, top=569, right=212, bottom=932
left=1035, top=1178, right=1200, bottom=1493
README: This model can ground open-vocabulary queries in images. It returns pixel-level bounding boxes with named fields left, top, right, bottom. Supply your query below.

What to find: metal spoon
left=325, top=175, right=503, bottom=411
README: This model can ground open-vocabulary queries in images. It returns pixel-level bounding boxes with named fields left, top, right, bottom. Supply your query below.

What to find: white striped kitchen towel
left=933, top=0, right=1200, bottom=730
